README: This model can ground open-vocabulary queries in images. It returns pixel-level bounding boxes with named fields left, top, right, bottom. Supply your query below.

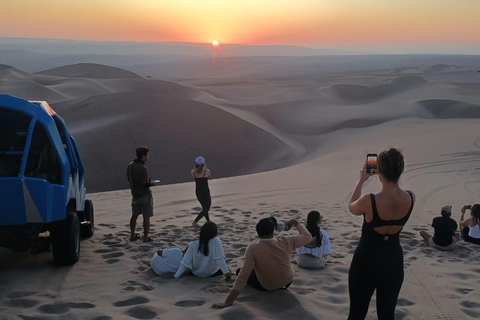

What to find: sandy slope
left=1, top=119, right=480, bottom=319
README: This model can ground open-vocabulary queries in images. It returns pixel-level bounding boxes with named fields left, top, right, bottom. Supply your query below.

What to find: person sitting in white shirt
left=150, top=248, right=183, bottom=275
left=174, top=221, right=232, bottom=281
left=296, top=211, right=331, bottom=269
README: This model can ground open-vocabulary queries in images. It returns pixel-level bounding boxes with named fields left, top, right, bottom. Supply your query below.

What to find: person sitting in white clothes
left=174, top=221, right=232, bottom=281
left=296, top=211, right=331, bottom=269
left=150, top=248, right=183, bottom=275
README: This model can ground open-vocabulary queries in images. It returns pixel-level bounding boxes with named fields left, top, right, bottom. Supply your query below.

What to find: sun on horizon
left=212, top=40, right=219, bottom=47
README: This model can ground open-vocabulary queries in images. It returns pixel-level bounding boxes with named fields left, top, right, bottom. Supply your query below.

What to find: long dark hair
left=198, top=221, right=218, bottom=256
left=306, top=211, right=322, bottom=247
left=472, top=204, right=480, bottom=226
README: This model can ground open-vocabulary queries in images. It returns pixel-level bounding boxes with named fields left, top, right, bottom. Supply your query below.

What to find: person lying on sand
left=459, top=204, right=480, bottom=245
left=296, top=210, right=331, bottom=268
left=211, top=217, right=311, bottom=309
left=420, top=205, right=459, bottom=251
left=174, top=221, right=232, bottom=281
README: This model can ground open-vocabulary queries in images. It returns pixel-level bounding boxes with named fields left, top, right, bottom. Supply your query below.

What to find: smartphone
left=366, top=153, right=378, bottom=174
left=275, top=223, right=290, bottom=232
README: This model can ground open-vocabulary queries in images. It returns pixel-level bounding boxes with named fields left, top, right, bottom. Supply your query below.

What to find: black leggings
left=348, top=247, right=404, bottom=320
left=194, top=192, right=211, bottom=222
left=462, top=227, right=480, bottom=245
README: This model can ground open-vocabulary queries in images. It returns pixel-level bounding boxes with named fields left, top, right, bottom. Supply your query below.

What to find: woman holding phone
left=348, top=148, right=415, bottom=320
left=459, top=204, right=480, bottom=245
left=191, top=156, right=211, bottom=226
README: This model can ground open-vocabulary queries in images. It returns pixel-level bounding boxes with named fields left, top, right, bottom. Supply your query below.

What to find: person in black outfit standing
left=420, top=205, right=459, bottom=251
left=348, top=148, right=415, bottom=320
left=191, top=156, right=211, bottom=226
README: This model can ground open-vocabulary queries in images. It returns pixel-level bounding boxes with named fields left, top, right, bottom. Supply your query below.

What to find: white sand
left=1, top=60, right=480, bottom=319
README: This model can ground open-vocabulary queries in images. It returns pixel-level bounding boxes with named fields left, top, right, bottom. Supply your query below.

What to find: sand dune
left=328, top=76, right=427, bottom=104
left=53, top=91, right=294, bottom=193
left=418, top=99, right=480, bottom=118
left=38, top=63, right=143, bottom=79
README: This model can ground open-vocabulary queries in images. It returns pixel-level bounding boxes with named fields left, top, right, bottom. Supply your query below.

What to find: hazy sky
left=2, top=0, right=480, bottom=52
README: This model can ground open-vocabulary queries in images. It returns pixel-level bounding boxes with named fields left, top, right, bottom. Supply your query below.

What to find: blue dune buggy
left=0, top=94, right=93, bottom=265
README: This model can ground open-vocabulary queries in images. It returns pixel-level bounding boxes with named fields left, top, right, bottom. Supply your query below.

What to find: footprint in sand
left=293, top=288, right=316, bottom=295
left=174, top=300, right=205, bottom=307
left=98, top=223, right=117, bottom=229
left=125, top=306, right=158, bottom=320
left=201, top=283, right=231, bottom=294
left=105, top=258, right=120, bottom=264
left=102, top=252, right=124, bottom=259
left=397, top=298, right=415, bottom=306
left=121, top=280, right=154, bottom=292
left=36, top=301, right=94, bottom=315
left=37, top=303, right=70, bottom=314
left=4, top=298, right=40, bottom=308
left=113, top=296, right=149, bottom=307
left=7, top=291, right=36, bottom=299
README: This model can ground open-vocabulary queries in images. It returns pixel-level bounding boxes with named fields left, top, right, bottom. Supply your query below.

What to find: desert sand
left=1, top=57, right=480, bottom=319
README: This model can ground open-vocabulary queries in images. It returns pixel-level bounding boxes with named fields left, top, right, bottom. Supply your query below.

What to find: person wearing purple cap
left=420, top=205, right=459, bottom=251
left=191, top=156, right=211, bottom=226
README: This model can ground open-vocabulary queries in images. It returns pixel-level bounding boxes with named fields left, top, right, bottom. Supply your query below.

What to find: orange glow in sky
left=1, top=0, right=480, bottom=50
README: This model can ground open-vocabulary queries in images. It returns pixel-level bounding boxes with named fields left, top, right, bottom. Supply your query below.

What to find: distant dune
left=418, top=99, right=480, bottom=118
left=53, top=92, right=293, bottom=192
left=37, top=63, right=143, bottom=79
left=329, top=76, right=427, bottom=104
left=1, top=60, right=480, bottom=192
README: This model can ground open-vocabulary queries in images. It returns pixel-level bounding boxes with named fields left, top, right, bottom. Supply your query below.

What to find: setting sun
left=212, top=40, right=219, bottom=46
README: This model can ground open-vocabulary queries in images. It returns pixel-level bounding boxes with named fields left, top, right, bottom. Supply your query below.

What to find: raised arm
left=286, top=219, right=312, bottom=248
left=349, top=163, right=374, bottom=215
left=459, top=206, right=472, bottom=232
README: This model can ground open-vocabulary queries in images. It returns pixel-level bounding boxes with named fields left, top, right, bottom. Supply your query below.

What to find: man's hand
left=286, top=219, right=299, bottom=229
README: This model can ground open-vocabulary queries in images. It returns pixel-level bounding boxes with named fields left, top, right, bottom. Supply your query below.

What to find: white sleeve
left=213, top=237, right=229, bottom=274
left=174, top=264, right=189, bottom=278
left=321, top=230, right=331, bottom=255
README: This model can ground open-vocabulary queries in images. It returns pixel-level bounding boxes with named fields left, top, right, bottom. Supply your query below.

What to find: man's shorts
left=132, top=194, right=154, bottom=218
left=428, top=236, right=456, bottom=251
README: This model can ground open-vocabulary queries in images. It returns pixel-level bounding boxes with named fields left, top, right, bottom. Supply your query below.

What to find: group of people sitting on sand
left=420, top=204, right=480, bottom=250
left=149, top=210, right=331, bottom=307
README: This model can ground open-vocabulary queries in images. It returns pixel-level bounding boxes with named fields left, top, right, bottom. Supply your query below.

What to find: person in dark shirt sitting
left=420, top=205, right=459, bottom=251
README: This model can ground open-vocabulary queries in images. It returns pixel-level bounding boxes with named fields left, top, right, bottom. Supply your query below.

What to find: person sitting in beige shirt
left=212, top=217, right=312, bottom=309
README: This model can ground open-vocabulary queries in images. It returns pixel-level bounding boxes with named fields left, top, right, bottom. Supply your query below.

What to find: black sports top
left=360, top=191, right=414, bottom=245
left=366, top=191, right=414, bottom=228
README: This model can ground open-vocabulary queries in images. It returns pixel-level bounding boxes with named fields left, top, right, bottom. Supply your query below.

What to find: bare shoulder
left=405, top=190, right=416, bottom=203
left=349, top=193, right=371, bottom=216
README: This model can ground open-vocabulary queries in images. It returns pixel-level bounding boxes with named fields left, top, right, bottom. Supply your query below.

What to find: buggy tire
left=81, top=199, right=94, bottom=238
left=52, top=212, right=80, bottom=265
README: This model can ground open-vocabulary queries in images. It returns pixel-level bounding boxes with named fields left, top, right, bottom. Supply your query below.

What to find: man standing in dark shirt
left=127, top=146, right=156, bottom=242
left=420, top=205, right=458, bottom=251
